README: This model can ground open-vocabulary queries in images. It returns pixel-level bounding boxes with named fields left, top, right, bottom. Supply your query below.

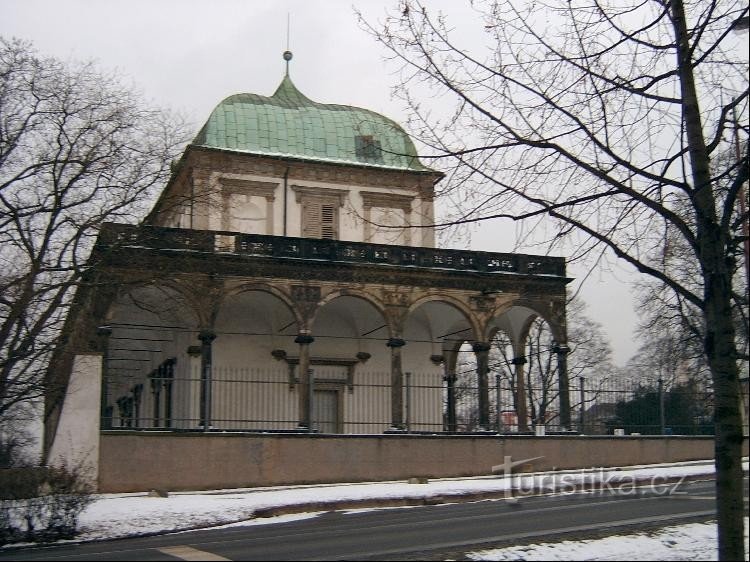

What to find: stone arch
left=313, top=288, right=389, bottom=336
left=213, top=288, right=302, bottom=368
left=486, top=300, right=571, bottom=432
left=101, top=281, right=202, bottom=430
left=105, top=280, right=200, bottom=328
left=407, top=294, right=481, bottom=344
left=402, top=297, right=479, bottom=382
left=303, top=292, right=394, bottom=432
left=487, top=310, right=538, bottom=358
left=310, top=293, right=391, bottom=370
left=486, top=298, right=566, bottom=346
left=224, top=282, right=303, bottom=329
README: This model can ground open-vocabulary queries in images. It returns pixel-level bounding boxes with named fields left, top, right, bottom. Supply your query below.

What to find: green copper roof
left=193, top=75, right=431, bottom=171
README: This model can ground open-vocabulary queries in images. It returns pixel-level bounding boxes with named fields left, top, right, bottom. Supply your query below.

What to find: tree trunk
left=706, top=274, right=745, bottom=561
left=671, top=1, right=745, bottom=559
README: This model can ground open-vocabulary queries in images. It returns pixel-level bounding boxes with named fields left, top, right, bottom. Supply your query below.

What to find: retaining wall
left=98, top=431, right=747, bottom=493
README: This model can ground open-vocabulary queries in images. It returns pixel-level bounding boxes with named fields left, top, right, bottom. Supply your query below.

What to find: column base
left=473, top=426, right=497, bottom=434
left=384, top=425, right=407, bottom=433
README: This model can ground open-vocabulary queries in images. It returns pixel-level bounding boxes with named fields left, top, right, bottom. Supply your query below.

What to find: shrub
left=0, top=465, right=94, bottom=545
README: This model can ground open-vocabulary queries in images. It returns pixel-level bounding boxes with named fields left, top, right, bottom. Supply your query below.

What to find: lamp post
left=731, top=16, right=749, bottom=290
left=732, top=105, right=750, bottom=292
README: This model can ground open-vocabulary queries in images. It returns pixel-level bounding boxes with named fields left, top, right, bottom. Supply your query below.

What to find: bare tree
left=360, top=1, right=748, bottom=558
left=632, top=274, right=716, bottom=390
left=0, top=38, right=187, bottom=438
left=632, top=174, right=749, bottom=388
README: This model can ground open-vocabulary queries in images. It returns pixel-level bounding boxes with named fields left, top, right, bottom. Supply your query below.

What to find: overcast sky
left=1, top=0, right=643, bottom=366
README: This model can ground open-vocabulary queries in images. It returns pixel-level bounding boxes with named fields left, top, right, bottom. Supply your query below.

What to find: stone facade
left=44, top=78, right=572, bottom=485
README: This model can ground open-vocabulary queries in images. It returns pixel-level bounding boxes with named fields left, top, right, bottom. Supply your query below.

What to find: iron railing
left=102, top=367, right=719, bottom=436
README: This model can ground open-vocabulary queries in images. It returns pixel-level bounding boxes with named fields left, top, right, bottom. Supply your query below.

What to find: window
left=302, top=199, right=338, bottom=239
left=355, top=135, right=383, bottom=163
left=360, top=191, right=415, bottom=246
left=218, top=177, right=277, bottom=235
left=292, top=185, right=348, bottom=240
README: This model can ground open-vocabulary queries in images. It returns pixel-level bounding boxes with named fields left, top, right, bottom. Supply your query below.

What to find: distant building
left=581, top=402, right=618, bottom=435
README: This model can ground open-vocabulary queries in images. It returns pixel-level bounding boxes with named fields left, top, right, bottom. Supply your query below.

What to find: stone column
left=187, top=344, right=202, bottom=429
left=473, top=342, right=491, bottom=431
left=295, top=333, right=315, bottom=430
left=164, top=358, right=175, bottom=428
left=198, top=330, right=216, bottom=431
left=554, top=344, right=572, bottom=430
left=132, top=384, right=143, bottom=428
left=96, top=326, right=113, bottom=430
left=443, top=348, right=458, bottom=432
left=387, top=338, right=406, bottom=430
left=513, top=356, right=529, bottom=432
left=150, top=367, right=162, bottom=428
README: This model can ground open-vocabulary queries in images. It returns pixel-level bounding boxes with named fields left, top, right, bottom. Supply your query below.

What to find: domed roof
left=193, top=74, right=432, bottom=171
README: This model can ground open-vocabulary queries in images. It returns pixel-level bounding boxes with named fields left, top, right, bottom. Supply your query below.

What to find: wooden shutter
left=302, top=200, right=322, bottom=238
left=321, top=204, right=336, bottom=239
left=302, top=198, right=338, bottom=240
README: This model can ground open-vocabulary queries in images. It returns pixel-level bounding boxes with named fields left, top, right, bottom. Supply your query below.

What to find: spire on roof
left=283, top=49, right=293, bottom=77
left=284, top=13, right=292, bottom=77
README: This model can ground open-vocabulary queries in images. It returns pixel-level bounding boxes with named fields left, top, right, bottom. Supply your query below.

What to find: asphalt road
left=1, top=477, right=746, bottom=561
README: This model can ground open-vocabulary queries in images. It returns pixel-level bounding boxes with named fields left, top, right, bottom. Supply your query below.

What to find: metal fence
left=574, top=376, right=715, bottom=436
left=102, top=366, right=721, bottom=436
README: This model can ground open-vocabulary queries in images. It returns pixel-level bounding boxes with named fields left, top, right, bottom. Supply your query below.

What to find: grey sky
left=0, top=0, right=642, bottom=365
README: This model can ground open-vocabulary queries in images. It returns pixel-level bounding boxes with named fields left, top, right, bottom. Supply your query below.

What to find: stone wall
left=98, top=431, right=740, bottom=493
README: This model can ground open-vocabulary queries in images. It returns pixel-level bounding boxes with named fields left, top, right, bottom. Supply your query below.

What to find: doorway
left=313, top=388, right=341, bottom=433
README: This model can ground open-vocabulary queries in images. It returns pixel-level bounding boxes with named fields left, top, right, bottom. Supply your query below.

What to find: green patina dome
left=193, top=74, right=431, bottom=171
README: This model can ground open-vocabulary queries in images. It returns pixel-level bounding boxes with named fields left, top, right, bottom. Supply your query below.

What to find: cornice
left=101, top=246, right=570, bottom=296
left=219, top=177, right=279, bottom=200
left=360, top=191, right=415, bottom=211
left=290, top=184, right=348, bottom=206
left=190, top=146, right=443, bottom=191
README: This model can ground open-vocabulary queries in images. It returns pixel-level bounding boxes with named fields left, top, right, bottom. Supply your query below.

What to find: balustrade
left=98, top=223, right=566, bottom=277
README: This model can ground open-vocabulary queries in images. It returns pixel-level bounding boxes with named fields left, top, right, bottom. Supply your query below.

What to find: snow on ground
left=69, top=459, right=745, bottom=543
left=467, top=518, right=750, bottom=561
left=3, top=458, right=744, bottom=561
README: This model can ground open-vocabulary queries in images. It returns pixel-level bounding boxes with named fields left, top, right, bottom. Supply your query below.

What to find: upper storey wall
left=151, top=148, right=442, bottom=248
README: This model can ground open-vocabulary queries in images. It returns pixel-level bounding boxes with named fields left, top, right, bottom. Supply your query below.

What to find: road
left=1, top=477, right=746, bottom=561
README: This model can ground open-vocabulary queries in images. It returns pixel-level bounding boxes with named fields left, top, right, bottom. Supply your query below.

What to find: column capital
left=472, top=341, right=491, bottom=353
left=356, top=351, right=372, bottom=363
left=198, top=330, right=216, bottom=343
left=96, top=325, right=113, bottom=337
left=386, top=338, right=406, bottom=348
left=295, top=334, right=315, bottom=345
left=512, top=356, right=527, bottom=365
left=553, top=343, right=571, bottom=354
left=271, top=349, right=288, bottom=361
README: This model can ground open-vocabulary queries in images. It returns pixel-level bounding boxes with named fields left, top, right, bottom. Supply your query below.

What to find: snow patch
left=467, top=518, right=749, bottom=561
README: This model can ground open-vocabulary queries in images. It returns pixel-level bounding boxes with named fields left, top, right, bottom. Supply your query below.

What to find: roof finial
left=283, top=13, right=293, bottom=76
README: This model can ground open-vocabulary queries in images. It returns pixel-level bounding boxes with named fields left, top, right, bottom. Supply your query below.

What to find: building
left=44, top=54, right=572, bottom=485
